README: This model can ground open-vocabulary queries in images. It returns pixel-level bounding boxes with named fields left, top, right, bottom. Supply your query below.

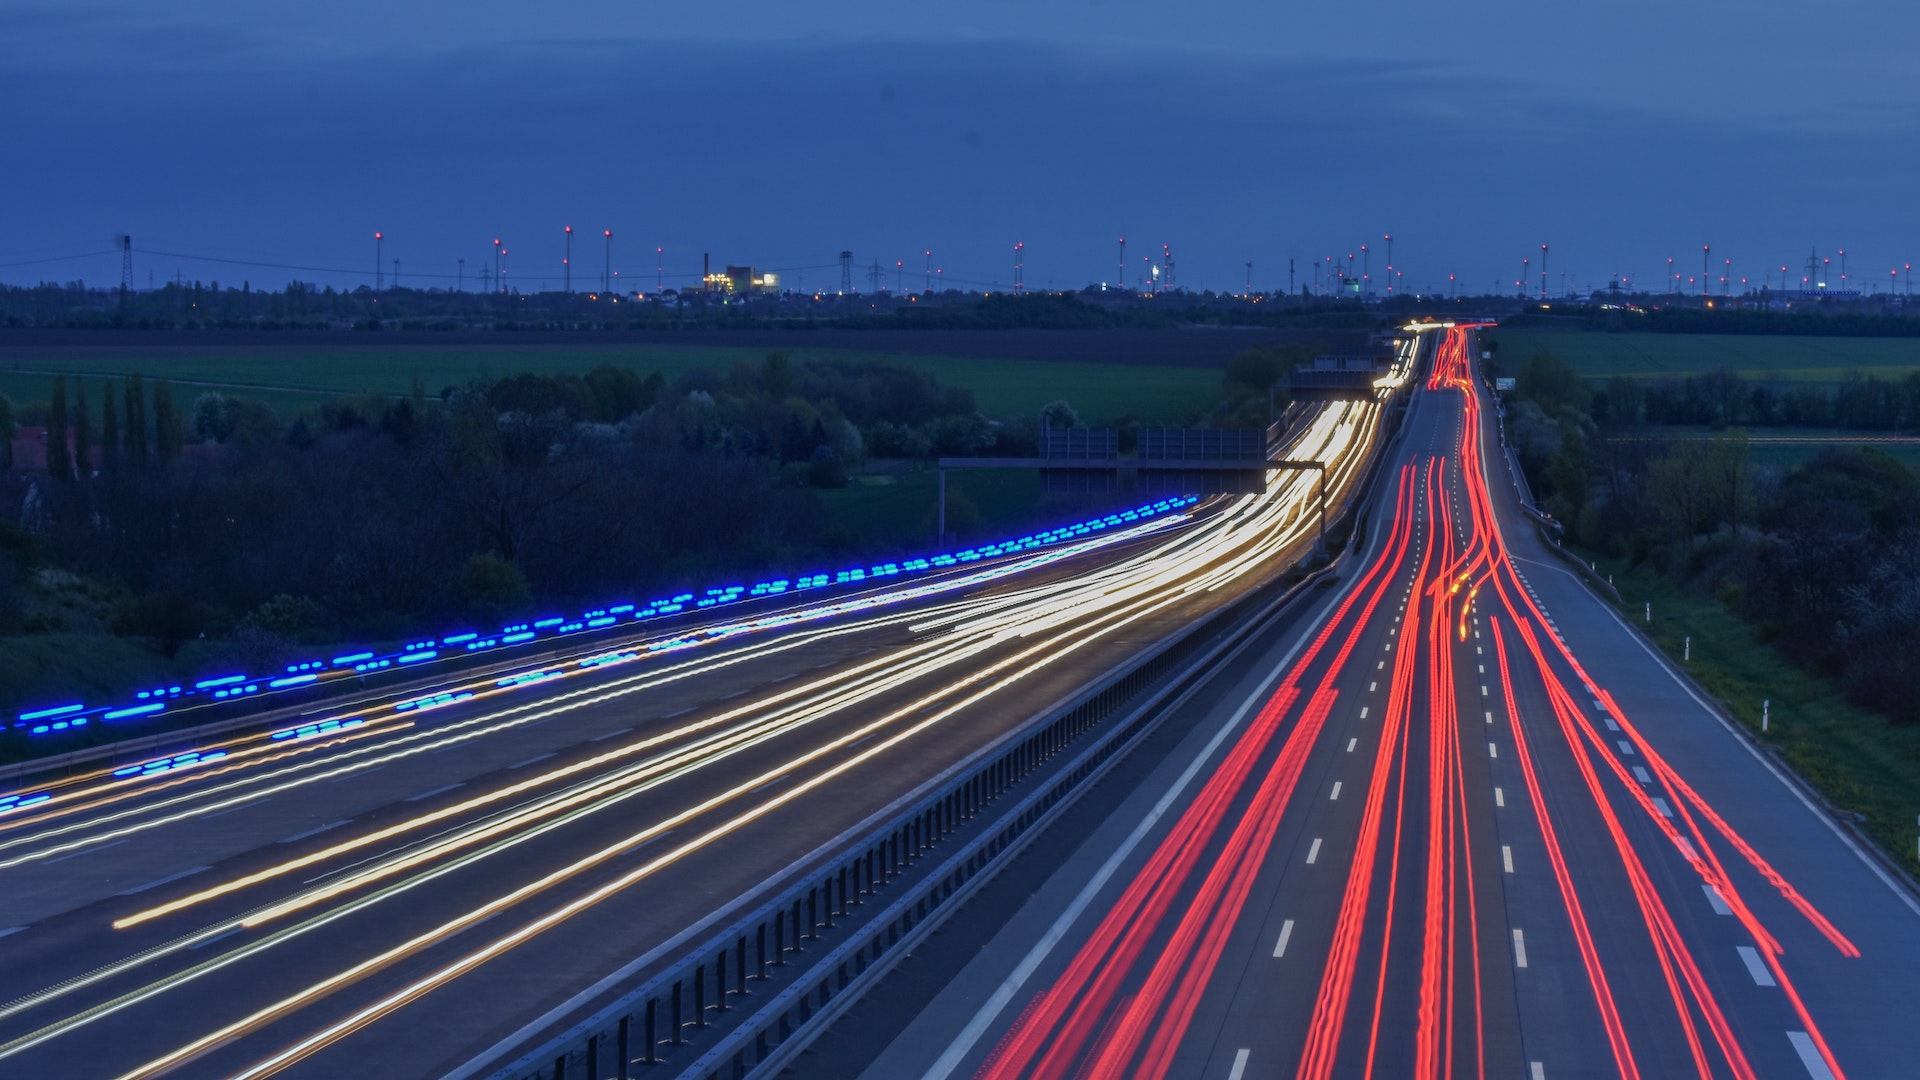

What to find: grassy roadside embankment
left=1585, top=550, right=1920, bottom=879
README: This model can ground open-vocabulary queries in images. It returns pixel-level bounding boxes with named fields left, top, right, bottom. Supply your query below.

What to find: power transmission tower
left=867, top=259, right=883, bottom=293
left=119, top=235, right=133, bottom=301
left=840, top=251, right=854, bottom=294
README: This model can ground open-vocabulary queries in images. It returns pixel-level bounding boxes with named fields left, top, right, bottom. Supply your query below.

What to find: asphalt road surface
left=851, top=325, right=1920, bottom=1080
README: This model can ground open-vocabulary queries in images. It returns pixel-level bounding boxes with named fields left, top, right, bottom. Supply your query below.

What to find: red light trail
left=974, top=325, right=1856, bottom=1080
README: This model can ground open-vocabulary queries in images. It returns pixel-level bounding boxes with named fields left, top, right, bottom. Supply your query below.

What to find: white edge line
left=1571, top=561, right=1920, bottom=920
left=920, top=579, right=1343, bottom=1080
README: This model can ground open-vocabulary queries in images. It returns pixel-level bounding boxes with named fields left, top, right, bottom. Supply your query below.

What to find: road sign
left=1495, top=377, right=1516, bottom=391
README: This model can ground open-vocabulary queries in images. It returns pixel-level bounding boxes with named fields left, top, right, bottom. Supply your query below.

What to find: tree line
left=0, top=354, right=1035, bottom=689
left=1500, top=348, right=1920, bottom=724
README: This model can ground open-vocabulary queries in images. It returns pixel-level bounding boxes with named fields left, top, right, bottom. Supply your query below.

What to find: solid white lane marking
left=404, top=782, right=464, bottom=803
left=1786, top=1032, right=1837, bottom=1079
left=1273, top=920, right=1295, bottom=958
left=1632, top=766, right=1652, bottom=784
left=1512, top=928, right=1529, bottom=968
left=1227, top=1049, right=1251, bottom=1080
left=278, top=819, right=352, bottom=844
left=1495, top=788, right=1506, bottom=807
left=1616, top=740, right=1636, bottom=756
left=1652, top=797, right=1674, bottom=818
left=1703, top=885, right=1732, bottom=915
left=1502, top=845, right=1514, bottom=873
left=1330, top=782, right=1342, bottom=801
left=1586, top=580, right=1920, bottom=920
left=1307, top=838, right=1323, bottom=864
left=509, top=752, right=556, bottom=769
left=1737, top=946, right=1777, bottom=986
left=1488, top=742, right=1499, bottom=759
left=1347, top=738, right=1357, bottom=752
left=118, top=865, right=211, bottom=897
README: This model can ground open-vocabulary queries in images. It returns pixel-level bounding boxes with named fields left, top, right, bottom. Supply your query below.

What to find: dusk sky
left=5, top=2, right=1916, bottom=296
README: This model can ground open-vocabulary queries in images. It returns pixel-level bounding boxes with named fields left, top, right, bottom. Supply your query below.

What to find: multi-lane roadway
left=861, top=325, right=1920, bottom=1080
left=0, top=337, right=1419, bottom=1078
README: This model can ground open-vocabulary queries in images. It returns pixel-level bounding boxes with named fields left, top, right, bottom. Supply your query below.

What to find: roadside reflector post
left=1645, top=602, right=1651, bottom=623
left=1763, top=699, right=1770, bottom=732
left=1685, top=636, right=1691, bottom=661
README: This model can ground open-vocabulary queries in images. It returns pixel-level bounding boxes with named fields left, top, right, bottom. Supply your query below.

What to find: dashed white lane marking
left=1494, top=787, right=1506, bottom=807
left=1675, top=837, right=1699, bottom=861
left=1786, top=1031, right=1837, bottom=1079
left=1484, top=711, right=1494, bottom=725
left=660, top=706, right=694, bottom=719
left=1616, top=740, right=1636, bottom=756
left=1377, top=661, right=1385, bottom=669
left=1632, top=765, right=1652, bottom=784
left=1592, top=699, right=1606, bottom=710
left=1703, top=885, right=1733, bottom=915
left=510, top=752, right=557, bottom=769
left=1488, top=742, right=1499, bottom=759
left=404, top=782, right=464, bottom=803
left=1227, top=1048, right=1251, bottom=1080
left=1652, top=797, right=1674, bottom=818
left=1360, top=707, right=1370, bottom=719
left=1502, top=845, right=1514, bottom=873
left=1737, top=946, right=1778, bottom=987
left=1477, top=646, right=1484, bottom=655
left=1481, top=685, right=1489, bottom=696
left=1306, top=838, right=1323, bottom=864
left=1273, top=920, right=1295, bottom=958
left=1330, top=782, right=1343, bottom=801
left=118, top=865, right=211, bottom=897
left=0, top=926, right=25, bottom=940
left=200, top=798, right=268, bottom=821
left=590, top=727, right=631, bottom=742
left=1530, top=1064, right=1546, bottom=1080
left=1604, top=717, right=1621, bottom=732
left=1478, top=664, right=1485, bottom=674
left=1369, top=681, right=1377, bottom=692
left=1512, top=928, right=1529, bottom=968
left=279, top=819, right=352, bottom=844
left=1384, top=643, right=1393, bottom=651
left=1347, top=738, right=1357, bottom=752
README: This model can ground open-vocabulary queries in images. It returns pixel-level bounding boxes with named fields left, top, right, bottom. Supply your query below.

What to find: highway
left=0, top=338, right=1420, bottom=1078
left=855, top=325, right=1920, bottom=1080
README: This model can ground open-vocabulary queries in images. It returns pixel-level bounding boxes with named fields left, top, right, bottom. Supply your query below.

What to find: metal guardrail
left=481, top=343, right=1431, bottom=1080
left=484, top=575, right=1269, bottom=1080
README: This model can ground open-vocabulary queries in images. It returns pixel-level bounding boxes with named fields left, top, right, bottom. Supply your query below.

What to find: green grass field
left=1590, top=552, right=1920, bottom=877
left=1491, top=329, right=1920, bottom=384
left=0, top=344, right=1222, bottom=425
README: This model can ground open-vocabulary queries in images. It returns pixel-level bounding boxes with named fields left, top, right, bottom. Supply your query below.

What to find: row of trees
left=0, top=354, right=1026, bottom=674
left=1515, top=350, right=1920, bottom=431
left=1503, top=349, right=1920, bottom=724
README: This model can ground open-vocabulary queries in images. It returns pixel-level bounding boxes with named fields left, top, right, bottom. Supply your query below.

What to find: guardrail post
left=736, top=934, right=748, bottom=995
left=694, top=965, right=708, bottom=1026
left=808, top=888, right=820, bottom=938
left=554, top=1052, right=567, bottom=1079
left=756, top=923, right=768, bottom=978
left=645, top=999, right=658, bottom=1062
left=586, top=1033, right=598, bottom=1080
left=617, top=1015, right=631, bottom=1079
left=670, top=982, right=684, bottom=1045
left=714, top=950, right=728, bottom=1012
